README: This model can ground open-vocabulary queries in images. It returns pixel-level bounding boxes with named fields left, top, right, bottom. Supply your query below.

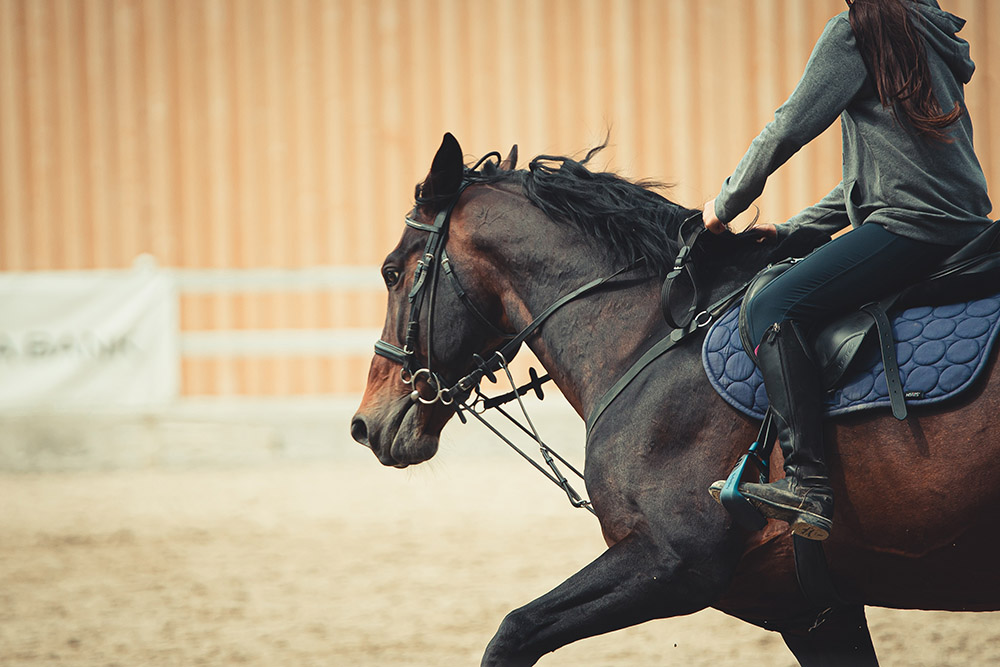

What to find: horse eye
left=383, top=268, right=400, bottom=288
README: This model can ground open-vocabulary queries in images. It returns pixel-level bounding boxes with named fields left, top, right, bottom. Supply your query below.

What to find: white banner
left=0, top=268, right=179, bottom=409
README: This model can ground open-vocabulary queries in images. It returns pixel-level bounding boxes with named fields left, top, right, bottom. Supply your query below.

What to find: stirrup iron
left=720, top=410, right=776, bottom=531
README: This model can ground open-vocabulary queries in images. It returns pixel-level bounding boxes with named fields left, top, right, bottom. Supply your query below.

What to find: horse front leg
left=480, top=531, right=725, bottom=667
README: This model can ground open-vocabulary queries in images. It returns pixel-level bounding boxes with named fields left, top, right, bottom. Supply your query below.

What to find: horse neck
left=473, top=181, right=770, bottom=418
left=511, top=278, right=660, bottom=417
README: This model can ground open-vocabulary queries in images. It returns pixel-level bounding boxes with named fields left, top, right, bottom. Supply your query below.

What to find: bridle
left=373, top=175, right=508, bottom=407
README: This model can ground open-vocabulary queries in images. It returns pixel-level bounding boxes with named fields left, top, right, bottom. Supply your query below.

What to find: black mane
left=456, top=144, right=696, bottom=273
left=521, top=146, right=696, bottom=272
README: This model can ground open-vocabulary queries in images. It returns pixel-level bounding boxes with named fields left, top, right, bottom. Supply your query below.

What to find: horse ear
left=500, top=144, right=518, bottom=171
left=422, top=132, right=465, bottom=202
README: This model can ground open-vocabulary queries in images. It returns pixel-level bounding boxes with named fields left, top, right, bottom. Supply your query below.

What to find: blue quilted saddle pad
left=702, top=293, right=1000, bottom=420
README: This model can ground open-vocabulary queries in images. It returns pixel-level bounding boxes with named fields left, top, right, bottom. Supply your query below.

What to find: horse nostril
left=351, top=416, right=369, bottom=445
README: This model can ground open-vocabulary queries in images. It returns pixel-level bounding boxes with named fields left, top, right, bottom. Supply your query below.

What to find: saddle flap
left=811, top=311, right=877, bottom=389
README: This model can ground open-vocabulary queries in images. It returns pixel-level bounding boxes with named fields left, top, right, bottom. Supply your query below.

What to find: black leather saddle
left=738, top=222, right=1000, bottom=420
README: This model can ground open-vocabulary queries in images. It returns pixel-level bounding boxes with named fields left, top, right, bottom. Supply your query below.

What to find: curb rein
left=374, top=166, right=747, bottom=514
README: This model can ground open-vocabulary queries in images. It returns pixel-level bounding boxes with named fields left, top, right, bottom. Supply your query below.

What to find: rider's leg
left=739, top=319, right=833, bottom=540
left=712, top=223, right=952, bottom=540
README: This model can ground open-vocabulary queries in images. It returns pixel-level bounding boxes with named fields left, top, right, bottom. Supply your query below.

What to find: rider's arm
left=714, top=15, right=867, bottom=223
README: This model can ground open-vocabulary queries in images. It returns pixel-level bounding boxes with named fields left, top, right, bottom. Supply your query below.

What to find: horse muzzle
left=351, top=397, right=442, bottom=468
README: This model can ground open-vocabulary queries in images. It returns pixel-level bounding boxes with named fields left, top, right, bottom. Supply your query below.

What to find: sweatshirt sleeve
left=775, top=181, right=852, bottom=241
left=715, top=15, right=868, bottom=223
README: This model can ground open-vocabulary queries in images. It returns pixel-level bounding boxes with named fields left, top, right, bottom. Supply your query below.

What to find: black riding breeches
left=743, top=223, right=952, bottom=349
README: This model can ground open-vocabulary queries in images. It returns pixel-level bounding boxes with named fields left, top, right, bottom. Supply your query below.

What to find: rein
left=374, top=167, right=741, bottom=514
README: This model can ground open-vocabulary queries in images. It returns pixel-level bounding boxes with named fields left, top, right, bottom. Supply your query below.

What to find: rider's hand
left=702, top=199, right=728, bottom=235
left=746, top=222, right=779, bottom=242
left=704, top=200, right=779, bottom=242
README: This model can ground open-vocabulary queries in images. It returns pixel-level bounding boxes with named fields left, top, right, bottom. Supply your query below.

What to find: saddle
left=737, top=222, right=1000, bottom=420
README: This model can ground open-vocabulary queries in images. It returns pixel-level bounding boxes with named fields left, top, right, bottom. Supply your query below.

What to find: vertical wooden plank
left=357, top=0, right=391, bottom=373
left=987, top=0, right=1000, bottom=200
left=24, top=0, right=56, bottom=268
left=324, top=0, right=350, bottom=266
left=634, top=0, right=663, bottom=182
left=113, top=0, right=145, bottom=265
left=462, top=2, right=491, bottom=155
left=144, top=0, right=178, bottom=265
left=345, top=0, right=372, bottom=269
left=292, top=0, right=319, bottom=265
left=520, top=0, right=546, bottom=153
left=666, top=1, right=696, bottom=204
left=377, top=0, right=405, bottom=258
left=174, top=0, right=206, bottom=270
left=233, top=0, right=259, bottom=270
left=960, top=0, right=998, bottom=202
left=262, top=0, right=289, bottom=268
left=84, top=0, right=118, bottom=268
left=205, top=0, right=235, bottom=270
left=494, top=0, right=517, bottom=145
left=52, top=0, right=85, bottom=269
left=0, top=0, right=29, bottom=270
left=609, top=0, right=634, bottom=173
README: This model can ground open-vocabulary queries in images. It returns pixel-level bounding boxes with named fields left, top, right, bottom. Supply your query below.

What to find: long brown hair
left=847, top=0, right=963, bottom=141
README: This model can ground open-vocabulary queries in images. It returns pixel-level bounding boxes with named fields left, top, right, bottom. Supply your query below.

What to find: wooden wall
left=1, top=0, right=997, bottom=395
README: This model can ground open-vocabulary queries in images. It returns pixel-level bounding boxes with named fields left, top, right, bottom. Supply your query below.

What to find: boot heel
left=792, top=516, right=831, bottom=541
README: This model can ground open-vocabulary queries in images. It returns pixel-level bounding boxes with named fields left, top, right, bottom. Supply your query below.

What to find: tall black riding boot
left=714, top=320, right=834, bottom=540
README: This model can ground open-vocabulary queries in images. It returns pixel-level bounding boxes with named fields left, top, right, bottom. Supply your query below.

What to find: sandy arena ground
left=2, top=407, right=999, bottom=666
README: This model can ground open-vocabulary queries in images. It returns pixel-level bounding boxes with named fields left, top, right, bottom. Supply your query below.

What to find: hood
left=910, top=0, right=975, bottom=83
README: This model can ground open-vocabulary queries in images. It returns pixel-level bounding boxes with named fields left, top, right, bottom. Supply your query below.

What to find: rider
left=703, top=0, right=993, bottom=540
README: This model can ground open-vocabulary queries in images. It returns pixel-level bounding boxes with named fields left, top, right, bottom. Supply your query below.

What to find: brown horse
left=351, top=133, right=1000, bottom=666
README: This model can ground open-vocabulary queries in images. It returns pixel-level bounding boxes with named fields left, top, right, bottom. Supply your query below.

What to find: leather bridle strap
left=440, top=249, right=516, bottom=340
left=376, top=182, right=472, bottom=378
left=586, top=280, right=750, bottom=436
left=660, top=212, right=709, bottom=329
left=402, top=197, right=461, bottom=374
left=446, top=257, right=648, bottom=400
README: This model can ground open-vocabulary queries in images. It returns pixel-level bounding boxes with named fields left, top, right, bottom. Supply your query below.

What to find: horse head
left=351, top=134, right=518, bottom=467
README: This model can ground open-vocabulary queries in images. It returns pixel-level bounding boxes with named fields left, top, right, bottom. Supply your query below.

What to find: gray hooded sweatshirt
left=715, top=0, right=993, bottom=247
